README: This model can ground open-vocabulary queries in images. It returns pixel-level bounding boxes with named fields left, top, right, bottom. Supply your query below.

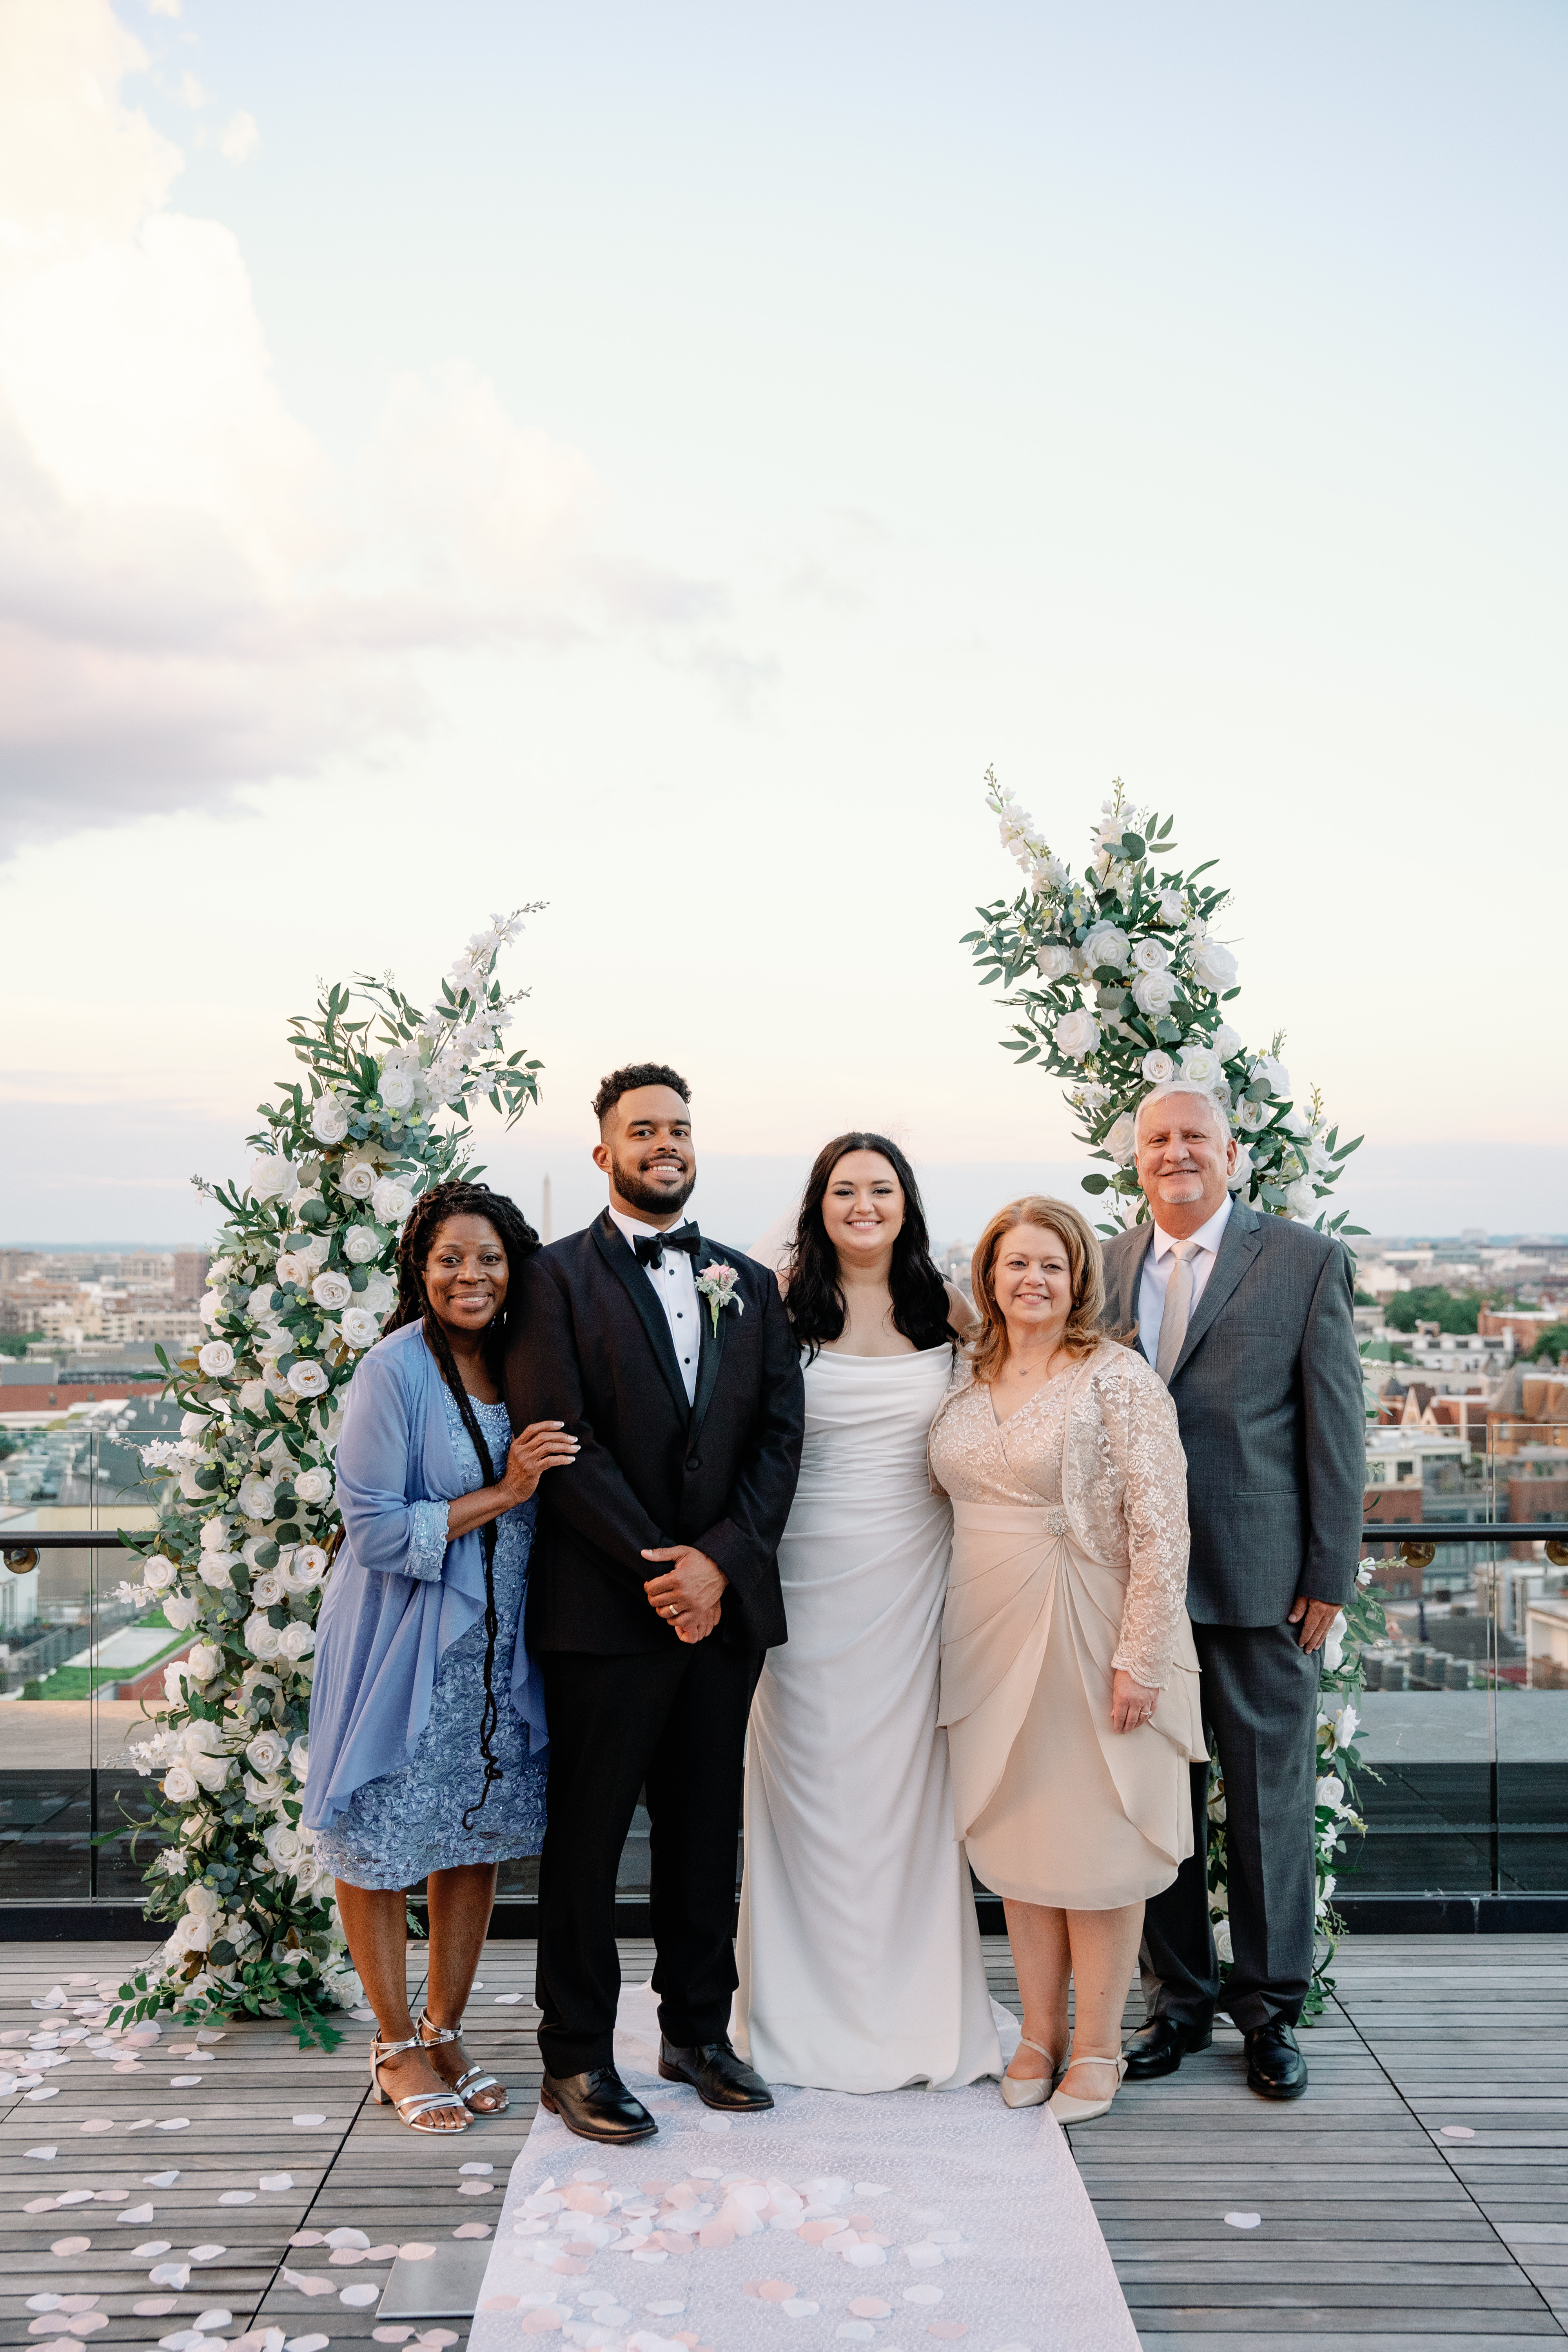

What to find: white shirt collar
left=607, top=1203, right=686, bottom=1246
left=1150, top=1192, right=1233, bottom=1261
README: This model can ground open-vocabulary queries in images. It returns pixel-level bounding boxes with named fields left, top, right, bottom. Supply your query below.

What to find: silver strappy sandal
left=368, top=2032, right=472, bottom=2134
left=418, top=2009, right=508, bottom=2115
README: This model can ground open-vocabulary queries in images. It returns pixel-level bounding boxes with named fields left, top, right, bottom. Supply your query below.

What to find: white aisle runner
left=470, top=1987, right=1136, bottom=2352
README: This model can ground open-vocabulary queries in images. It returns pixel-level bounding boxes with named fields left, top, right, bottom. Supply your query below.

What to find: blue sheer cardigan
left=302, top=1318, right=548, bottom=1833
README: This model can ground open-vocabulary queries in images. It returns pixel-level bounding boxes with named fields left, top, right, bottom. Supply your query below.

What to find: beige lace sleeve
left=1096, top=1349, right=1191, bottom=1690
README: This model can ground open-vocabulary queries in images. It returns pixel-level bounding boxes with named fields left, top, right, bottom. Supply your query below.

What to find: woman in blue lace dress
left=305, top=1180, right=578, bottom=2134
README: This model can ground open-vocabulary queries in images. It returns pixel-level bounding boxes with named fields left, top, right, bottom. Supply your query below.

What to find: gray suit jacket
left=1101, top=1200, right=1365, bottom=1625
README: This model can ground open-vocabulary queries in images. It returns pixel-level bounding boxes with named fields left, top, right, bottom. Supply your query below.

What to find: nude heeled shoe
left=1000, top=2036, right=1061, bottom=2109
left=1048, top=2051, right=1127, bottom=2124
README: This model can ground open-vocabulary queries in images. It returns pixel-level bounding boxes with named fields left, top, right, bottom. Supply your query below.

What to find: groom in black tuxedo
left=506, top=1062, right=804, bottom=2142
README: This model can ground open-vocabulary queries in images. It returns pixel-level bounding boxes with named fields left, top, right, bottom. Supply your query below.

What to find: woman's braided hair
left=383, top=1178, right=539, bottom=1829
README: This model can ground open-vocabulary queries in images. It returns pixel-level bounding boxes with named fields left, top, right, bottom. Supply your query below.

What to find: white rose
left=244, top=1614, right=283, bottom=1661
left=237, top=1476, right=276, bottom=1521
left=180, top=1410, right=213, bottom=1437
left=1253, top=1055, right=1291, bottom=1097
left=1053, top=1008, right=1101, bottom=1061
left=197, top=1550, right=236, bottom=1593
left=197, top=1341, right=235, bottom=1378
left=1141, top=1050, right=1175, bottom=1084
left=1227, top=1144, right=1254, bottom=1192
left=287, top=1360, right=329, bottom=1398
left=163, top=1593, right=200, bottom=1632
left=143, top=1557, right=176, bottom=1592
left=1285, top=1176, right=1318, bottom=1221
left=189, top=1750, right=232, bottom=1794
left=342, top=1225, right=383, bottom=1265
left=1213, top=1918, right=1234, bottom=1964
left=379, top=1069, right=416, bottom=1109
left=1132, top=968, right=1177, bottom=1016
left=185, top=1881, right=223, bottom=1917
left=1034, top=942, right=1074, bottom=981
left=290, top=1735, right=310, bottom=1781
left=339, top=1307, right=381, bottom=1350
left=163, top=1761, right=198, bottom=1803
left=311, top=1094, right=350, bottom=1145
left=311, top=1271, right=353, bottom=1312
left=1316, top=1770, right=1346, bottom=1810
left=186, top=1642, right=222, bottom=1684
left=198, top=1290, right=223, bottom=1330
left=181, top=1718, right=227, bottom=1758
left=245, top=1730, right=287, bottom=1775
left=338, top=1160, right=377, bottom=1199
left=163, top=1659, right=194, bottom=1706
left=1158, top=889, right=1184, bottom=924
left=370, top=1176, right=413, bottom=1224
left=1212, top=1022, right=1244, bottom=1060
left=250, top=1570, right=286, bottom=1608
left=293, top=1466, right=334, bottom=1506
left=276, top=1620, right=316, bottom=1661
left=248, top=1155, right=297, bottom=1203
left=238, top=1379, right=268, bottom=1413
left=359, top=1269, right=396, bottom=1313
left=1191, top=939, right=1239, bottom=993
left=1131, top=936, right=1169, bottom=973
left=264, top=1823, right=303, bottom=1867
left=274, top=1254, right=308, bottom=1289
left=1236, top=1096, right=1268, bottom=1134
left=1105, top=1112, right=1138, bottom=1166
left=1083, top=922, right=1131, bottom=971
left=288, top=1546, right=329, bottom=1591
left=1178, top=1045, right=1221, bottom=1089
left=200, top=1515, right=230, bottom=1552
left=178, top=1465, right=207, bottom=1502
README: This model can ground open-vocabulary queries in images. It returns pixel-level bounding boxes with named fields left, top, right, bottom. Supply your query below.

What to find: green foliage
left=1527, top=1324, right=1568, bottom=1363
left=1383, top=1286, right=1481, bottom=1334
left=0, top=1332, right=44, bottom=1359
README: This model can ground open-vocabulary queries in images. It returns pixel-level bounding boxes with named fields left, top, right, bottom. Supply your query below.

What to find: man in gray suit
left=1100, top=1082, right=1364, bottom=2100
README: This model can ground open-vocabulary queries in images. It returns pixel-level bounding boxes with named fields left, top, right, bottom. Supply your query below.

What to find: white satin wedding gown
left=734, top=1344, right=1001, bottom=2092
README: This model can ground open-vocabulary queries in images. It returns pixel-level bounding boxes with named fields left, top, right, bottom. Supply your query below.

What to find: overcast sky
left=1, top=0, right=1563, bottom=1247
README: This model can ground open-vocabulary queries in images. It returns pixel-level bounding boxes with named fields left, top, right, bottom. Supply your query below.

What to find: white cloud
left=218, top=108, right=258, bottom=163
left=0, top=0, right=735, bottom=857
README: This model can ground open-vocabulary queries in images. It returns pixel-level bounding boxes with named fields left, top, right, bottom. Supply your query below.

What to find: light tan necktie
left=1154, top=1240, right=1197, bottom=1385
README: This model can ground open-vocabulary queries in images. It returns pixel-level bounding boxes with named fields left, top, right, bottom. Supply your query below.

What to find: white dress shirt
left=608, top=1204, right=701, bottom=1405
left=1136, top=1193, right=1233, bottom=1368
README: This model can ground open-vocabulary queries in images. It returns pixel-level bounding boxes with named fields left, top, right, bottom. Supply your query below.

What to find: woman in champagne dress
left=735, top=1134, right=1001, bottom=2093
left=931, top=1196, right=1200, bottom=2123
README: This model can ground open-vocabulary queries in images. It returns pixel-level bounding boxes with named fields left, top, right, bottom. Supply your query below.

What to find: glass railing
left=1351, top=1419, right=1568, bottom=1897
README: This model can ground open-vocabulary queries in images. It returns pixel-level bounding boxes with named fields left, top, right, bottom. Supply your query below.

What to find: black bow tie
left=633, top=1223, right=700, bottom=1269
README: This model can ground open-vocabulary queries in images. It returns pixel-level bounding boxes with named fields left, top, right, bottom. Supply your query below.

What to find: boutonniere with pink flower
left=695, top=1261, right=745, bottom=1332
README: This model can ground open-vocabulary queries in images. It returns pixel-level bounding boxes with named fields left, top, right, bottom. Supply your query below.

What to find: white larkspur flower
left=1141, top=1049, right=1175, bottom=1084
left=1053, top=1007, right=1101, bottom=1061
left=311, top=1271, right=353, bottom=1312
left=1034, top=942, right=1074, bottom=981
left=310, top=1093, right=350, bottom=1144
left=293, top=1466, right=334, bottom=1506
left=1131, top=968, right=1177, bottom=1016
left=342, top=1225, right=383, bottom=1265
left=287, top=1360, right=329, bottom=1398
left=1131, top=936, right=1170, bottom=973
left=338, top=1159, right=377, bottom=1199
left=197, top=1340, right=236, bottom=1378
left=339, top=1306, right=381, bottom=1350
left=1191, top=939, right=1239, bottom=993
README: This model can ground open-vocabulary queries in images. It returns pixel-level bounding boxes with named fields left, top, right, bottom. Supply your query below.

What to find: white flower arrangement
left=965, top=771, right=1367, bottom=1239
left=109, top=909, right=544, bottom=2049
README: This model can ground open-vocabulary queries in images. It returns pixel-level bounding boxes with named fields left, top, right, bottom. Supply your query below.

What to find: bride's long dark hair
left=784, top=1132, right=953, bottom=1362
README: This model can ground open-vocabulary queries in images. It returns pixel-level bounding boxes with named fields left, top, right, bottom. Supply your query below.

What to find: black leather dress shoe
left=540, top=2065, right=658, bottom=2142
left=1121, top=2015, right=1214, bottom=2081
left=659, top=2035, right=775, bottom=2111
left=1245, top=2019, right=1308, bottom=2100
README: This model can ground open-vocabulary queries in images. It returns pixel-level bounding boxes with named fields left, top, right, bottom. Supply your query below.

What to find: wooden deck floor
left=2, top=1933, right=1563, bottom=2350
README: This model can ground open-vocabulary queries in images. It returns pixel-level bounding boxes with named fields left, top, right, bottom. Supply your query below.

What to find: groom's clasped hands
left=641, top=1542, right=728, bottom=1643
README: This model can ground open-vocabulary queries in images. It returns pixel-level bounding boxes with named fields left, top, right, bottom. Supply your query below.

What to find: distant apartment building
left=171, top=1249, right=211, bottom=1305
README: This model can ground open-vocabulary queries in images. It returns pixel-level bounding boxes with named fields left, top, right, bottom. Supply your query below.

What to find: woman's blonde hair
left=968, top=1195, right=1110, bottom=1385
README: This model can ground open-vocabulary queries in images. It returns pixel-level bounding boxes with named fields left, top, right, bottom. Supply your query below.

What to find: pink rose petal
left=927, top=2328, right=969, bottom=2341
left=397, top=2243, right=436, bottom=2261
left=49, top=2241, right=90, bottom=2259
left=1441, top=2124, right=1476, bottom=2140
left=132, top=2304, right=178, bottom=2320
left=453, top=2222, right=491, bottom=2239
left=78, top=2120, right=115, bottom=2134
left=758, top=2283, right=796, bottom=2303
left=850, top=2301, right=892, bottom=2319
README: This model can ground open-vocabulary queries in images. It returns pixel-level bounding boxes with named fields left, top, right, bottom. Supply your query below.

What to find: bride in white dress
left=735, top=1133, right=1002, bottom=2092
